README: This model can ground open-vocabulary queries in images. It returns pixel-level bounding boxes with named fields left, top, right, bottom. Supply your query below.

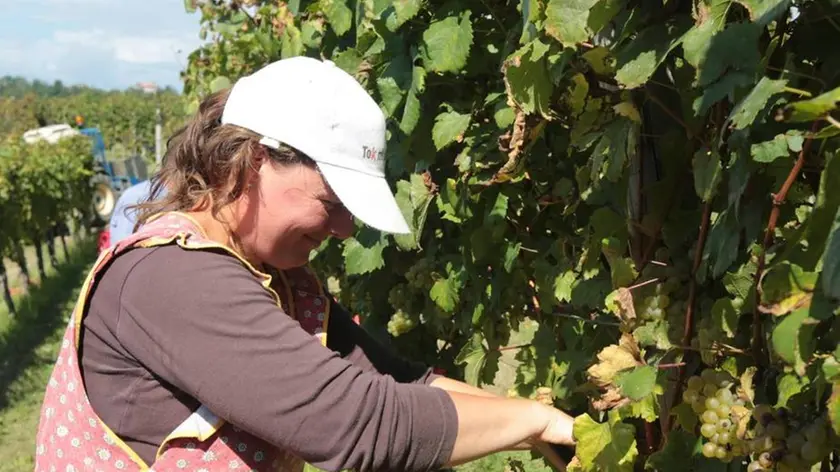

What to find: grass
left=0, top=236, right=96, bottom=472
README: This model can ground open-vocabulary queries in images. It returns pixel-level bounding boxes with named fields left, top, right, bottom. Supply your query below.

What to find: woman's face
left=233, top=157, right=355, bottom=270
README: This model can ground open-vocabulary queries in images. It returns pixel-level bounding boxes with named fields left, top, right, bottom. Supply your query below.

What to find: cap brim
left=317, top=162, right=411, bottom=235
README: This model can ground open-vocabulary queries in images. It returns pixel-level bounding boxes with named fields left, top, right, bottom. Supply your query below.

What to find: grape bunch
left=388, top=283, right=411, bottom=312
left=405, top=259, right=434, bottom=290
left=683, top=369, right=746, bottom=462
left=745, top=406, right=834, bottom=471
left=387, top=310, right=416, bottom=337
left=683, top=368, right=837, bottom=470
left=637, top=291, right=670, bottom=321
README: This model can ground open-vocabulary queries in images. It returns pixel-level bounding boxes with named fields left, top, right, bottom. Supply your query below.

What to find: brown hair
left=131, top=88, right=313, bottom=229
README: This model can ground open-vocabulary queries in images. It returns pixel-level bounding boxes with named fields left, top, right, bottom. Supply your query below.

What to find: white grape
left=700, top=423, right=717, bottom=438
left=705, top=397, right=721, bottom=411
left=702, top=410, right=719, bottom=424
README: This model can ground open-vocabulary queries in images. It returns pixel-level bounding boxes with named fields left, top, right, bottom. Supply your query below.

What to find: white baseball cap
left=221, top=56, right=410, bottom=234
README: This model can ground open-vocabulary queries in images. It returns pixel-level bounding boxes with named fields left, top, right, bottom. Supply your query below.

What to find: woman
left=35, top=57, right=576, bottom=472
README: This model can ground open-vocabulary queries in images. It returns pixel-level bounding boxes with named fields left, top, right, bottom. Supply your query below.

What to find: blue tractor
left=22, top=122, right=148, bottom=227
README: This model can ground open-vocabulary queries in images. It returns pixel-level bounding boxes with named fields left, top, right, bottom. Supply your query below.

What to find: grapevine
left=181, top=0, right=840, bottom=470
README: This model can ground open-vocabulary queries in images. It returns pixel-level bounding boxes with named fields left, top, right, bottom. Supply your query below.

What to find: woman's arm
left=326, top=299, right=440, bottom=384
left=327, top=299, right=574, bottom=469
left=443, top=392, right=574, bottom=468
left=431, top=377, right=573, bottom=470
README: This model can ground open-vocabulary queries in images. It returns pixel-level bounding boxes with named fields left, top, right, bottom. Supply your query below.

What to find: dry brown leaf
left=592, top=386, right=631, bottom=411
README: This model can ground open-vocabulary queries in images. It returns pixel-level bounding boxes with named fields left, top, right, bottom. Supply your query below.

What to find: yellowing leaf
left=613, top=102, right=641, bottom=123
left=587, top=334, right=643, bottom=388
left=573, top=412, right=638, bottom=472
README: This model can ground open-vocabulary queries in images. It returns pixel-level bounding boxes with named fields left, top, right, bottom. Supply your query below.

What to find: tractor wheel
left=91, top=174, right=117, bottom=227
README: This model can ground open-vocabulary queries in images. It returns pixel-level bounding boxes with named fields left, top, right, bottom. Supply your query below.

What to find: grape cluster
left=683, top=369, right=745, bottom=462
left=637, top=291, right=670, bottom=321
left=745, top=406, right=833, bottom=471
left=387, top=310, right=416, bottom=337
left=405, top=259, right=433, bottom=290
left=682, top=368, right=837, bottom=470
left=388, top=283, right=410, bottom=312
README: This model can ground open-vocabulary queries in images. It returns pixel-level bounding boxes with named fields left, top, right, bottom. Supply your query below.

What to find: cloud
left=0, top=0, right=202, bottom=89
left=52, top=29, right=197, bottom=65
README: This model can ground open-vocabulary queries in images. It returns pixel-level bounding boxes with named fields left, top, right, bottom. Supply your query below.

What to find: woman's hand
left=430, top=376, right=575, bottom=470
left=533, top=402, right=575, bottom=446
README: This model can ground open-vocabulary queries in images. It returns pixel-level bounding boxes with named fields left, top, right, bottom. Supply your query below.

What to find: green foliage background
left=180, top=0, right=840, bottom=469
left=0, top=76, right=187, bottom=159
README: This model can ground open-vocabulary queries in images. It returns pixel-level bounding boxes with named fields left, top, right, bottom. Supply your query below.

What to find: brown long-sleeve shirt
left=79, top=245, right=458, bottom=471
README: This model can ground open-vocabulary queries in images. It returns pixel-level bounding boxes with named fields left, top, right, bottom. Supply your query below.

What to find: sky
left=0, top=0, right=205, bottom=91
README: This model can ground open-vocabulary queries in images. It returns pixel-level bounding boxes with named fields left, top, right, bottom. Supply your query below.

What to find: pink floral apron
left=34, top=212, right=332, bottom=471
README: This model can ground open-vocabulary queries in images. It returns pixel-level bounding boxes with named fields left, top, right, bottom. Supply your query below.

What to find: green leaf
left=321, top=0, right=353, bottom=36
left=332, top=48, right=364, bottom=76
left=573, top=412, right=638, bottom=472
left=723, top=263, right=756, bottom=300
left=342, top=231, right=388, bottom=275
left=300, top=20, right=326, bottom=49
left=751, top=134, right=790, bottom=163
left=633, top=321, right=673, bottom=350
left=775, top=373, right=807, bottom=408
left=735, top=0, right=790, bottom=25
left=693, top=72, right=754, bottom=116
left=614, top=366, right=657, bottom=401
left=702, top=207, right=740, bottom=278
left=822, top=356, right=840, bottom=383
left=393, top=174, right=433, bottom=250
left=455, top=333, right=488, bottom=386
left=829, top=383, right=840, bottom=437
left=209, top=76, right=231, bottom=93
left=384, top=0, right=422, bottom=31
left=420, top=12, right=473, bottom=73
left=771, top=308, right=816, bottom=376
left=183, top=0, right=196, bottom=13
left=761, top=262, right=817, bottom=316
left=503, top=242, right=521, bottom=273
left=777, top=84, right=840, bottom=122
left=820, top=206, right=840, bottom=299
left=711, top=297, right=740, bottom=338
left=645, top=430, right=699, bottom=471
left=619, top=394, right=659, bottom=423
left=399, top=66, right=426, bottom=134
left=683, top=21, right=761, bottom=87
left=591, top=119, right=634, bottom=182
left=376, top=76, right=405, bottom=117
left=430, top=264, right=464, bottom=312
left=692, top=149, right=722, bottom=202
left=615, top=21, right=691, bottom=89
left=280, top=23, right=304, bottom=58
left=431, top=278, right=458, bottom=312
left=504, top=41, right=553, bottom=118
left=544, top=0, right=600, bottom=46
left=728, top=77, right=787, bottom=129
left=437, top=178, right=470, bottom=223
left=432, top=110, right=471, bottom=150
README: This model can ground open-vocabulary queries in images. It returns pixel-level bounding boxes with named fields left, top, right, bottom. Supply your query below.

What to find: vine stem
left=753, top=121, right=820, bottom=365
left=825, top=114, right=840, bottom=130
left=662, top=201, right=712, bottom=437
left=497, top=344, right=531, bottom=352
left=627, top=277, right=659, bottom=291
left=784, top=86, right=813, bottom=97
